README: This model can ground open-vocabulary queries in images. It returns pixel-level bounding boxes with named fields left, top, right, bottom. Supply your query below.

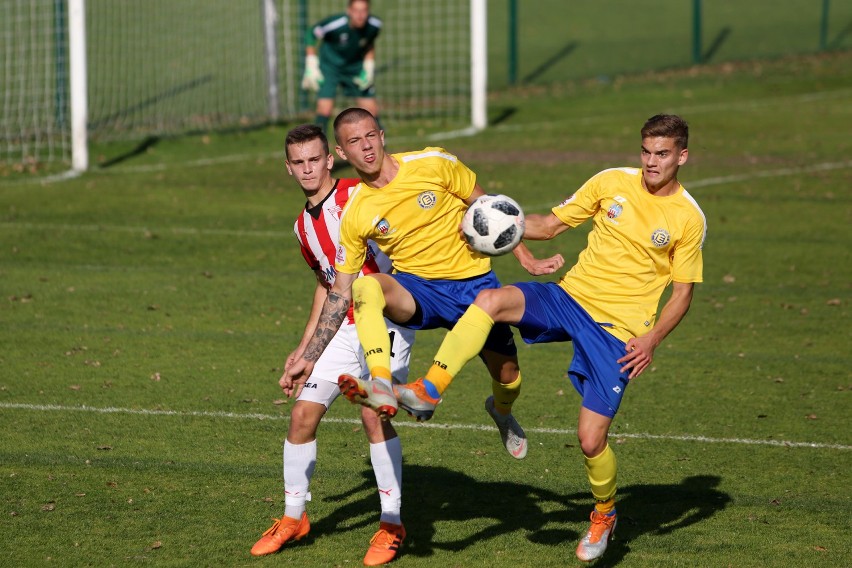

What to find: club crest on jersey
left=328, top=203, right=343, bottom=220
left=376, top=218, right=391, bottom=235
left=607, top=203, right=623, bottom=219
left=651, top=228, right=671, bottom=247
left=417, top=191, right=437, bottom=209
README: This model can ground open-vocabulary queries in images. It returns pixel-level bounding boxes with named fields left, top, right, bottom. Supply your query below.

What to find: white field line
left=0, top=221, right=290, bottom=239
left=8, top=130, right=459, bottom=184
left=2, top=402, right=849, bottom=451
left=3, top=158, right=849, bottom=235
left=489, top=87, right=852, bottom=133
left=686, top=159, right=852, bottom=188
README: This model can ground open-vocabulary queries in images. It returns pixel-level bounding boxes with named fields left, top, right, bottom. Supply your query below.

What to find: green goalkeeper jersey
left=307, top=12, right=382, bottom=73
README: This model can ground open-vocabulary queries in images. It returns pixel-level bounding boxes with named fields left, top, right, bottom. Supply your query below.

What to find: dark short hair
left=348, top=0, right=369, bottom=6
left=285, top=124, right=329, bottom=159
left=641, top=114, right=689, bottom=149
left=333, top=107, right=379, bottom=141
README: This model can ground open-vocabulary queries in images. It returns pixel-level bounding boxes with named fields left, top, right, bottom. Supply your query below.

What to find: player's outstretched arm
left=618, top=281, right=695, bottom=379
left=510, top=212, right=570, bottom=275
left=279, top=274, right=328, bottom=398
left=524, top=212, right=570, bottom=240
left=283, top=272, right=357, bottom=394
left=512, top=242, right=565, bottom=276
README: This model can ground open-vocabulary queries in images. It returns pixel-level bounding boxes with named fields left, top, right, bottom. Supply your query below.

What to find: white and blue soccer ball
left=461, top=194, right=525, bottom=256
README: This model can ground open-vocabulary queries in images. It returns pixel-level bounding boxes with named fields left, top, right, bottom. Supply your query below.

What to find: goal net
left=279, top=0, right=476, bottom=126
left=1, top=1, right=71, bottom=170
left=1, top=0, right=484, bottom=171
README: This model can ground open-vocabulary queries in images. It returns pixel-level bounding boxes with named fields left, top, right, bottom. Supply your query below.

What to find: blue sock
left=421, top=379, right=441, bottom=399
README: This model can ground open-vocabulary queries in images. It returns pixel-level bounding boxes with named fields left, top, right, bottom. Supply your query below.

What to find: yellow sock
left=370, top=366, right=392, bottom=382
left=425, top=304, right=494, bottom=394
left=491, top=374, right=521, bottom=415
left=595, top=498, right=616, bottom=515
left=352, top=277, right=391, bottom=378
left=584, top=443, right=617, bottom=508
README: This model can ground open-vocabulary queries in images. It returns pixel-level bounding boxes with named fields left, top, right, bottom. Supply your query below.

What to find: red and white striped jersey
left=293, top=178, right=391, bottom=324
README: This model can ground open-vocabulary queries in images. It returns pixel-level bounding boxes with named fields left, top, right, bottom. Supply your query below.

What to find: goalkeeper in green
left=302, top=0, right=381, bottom=134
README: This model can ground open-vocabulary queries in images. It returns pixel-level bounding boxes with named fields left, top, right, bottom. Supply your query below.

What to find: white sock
left=370, top=437, right=402, bottom=525
left=283, top=439, right=316, bottom=519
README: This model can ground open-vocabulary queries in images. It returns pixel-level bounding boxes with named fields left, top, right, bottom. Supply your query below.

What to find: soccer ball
left=461, top=194, right=525, bottom=256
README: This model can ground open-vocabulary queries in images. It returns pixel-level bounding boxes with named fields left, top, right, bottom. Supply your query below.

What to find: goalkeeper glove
left=301, top=54, right=324, bottom=92
left=353, top=59, right=375, bottom=91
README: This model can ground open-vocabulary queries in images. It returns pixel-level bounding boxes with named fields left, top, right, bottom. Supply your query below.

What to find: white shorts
left=297, top=320, right=414, bottom=408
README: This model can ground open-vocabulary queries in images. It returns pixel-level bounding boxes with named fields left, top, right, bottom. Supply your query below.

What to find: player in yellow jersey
left=283, top=107, right=564, bottom=460
left=404, top=114, right=706, bottom=562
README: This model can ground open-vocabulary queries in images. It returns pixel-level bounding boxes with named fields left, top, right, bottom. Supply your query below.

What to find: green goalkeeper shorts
left=318, top=62, right=375, bottom=99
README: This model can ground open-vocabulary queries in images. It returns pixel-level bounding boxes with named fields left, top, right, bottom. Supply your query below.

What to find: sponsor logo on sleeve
left=558, top=194, right=577, bottom=207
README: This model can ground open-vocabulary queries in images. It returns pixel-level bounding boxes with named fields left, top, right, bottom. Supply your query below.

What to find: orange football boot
left=363, top=522, right=405, bottom=566
left=250, top=512, right=310, bottom=556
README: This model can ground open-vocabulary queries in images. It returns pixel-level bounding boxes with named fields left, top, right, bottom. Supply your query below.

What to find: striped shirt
left=294, top=178, right=390, bottom=324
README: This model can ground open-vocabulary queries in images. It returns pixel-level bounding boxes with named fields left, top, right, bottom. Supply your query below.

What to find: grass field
left=2, top=51, right=851, bottom=567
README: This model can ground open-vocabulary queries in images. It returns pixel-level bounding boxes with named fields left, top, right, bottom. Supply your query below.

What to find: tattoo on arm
left=302, top=291, right=349, bottom=362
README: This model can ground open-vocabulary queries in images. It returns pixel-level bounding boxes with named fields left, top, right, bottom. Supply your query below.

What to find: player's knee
left=353, top=274, right=384, bottom=304
left=289, top=402, right=309, bottom=424
left=577, top=433, right=607, bottom=458
left=473, top=288, right=505, bottom=317
left=287, top=402, right=322, bottom=442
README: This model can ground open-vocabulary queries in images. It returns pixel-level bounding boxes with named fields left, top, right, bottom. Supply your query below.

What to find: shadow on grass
left=523, top=42, right=579, bottom=84
left=589, top=474, right=731, bottom=567
left=312, top=466, right=730, bottom=563
left=703, top=27, right=732, bottom=63
left=829, top=20, right=852, bottom=49
left=98, top=136, right=161, bottom=168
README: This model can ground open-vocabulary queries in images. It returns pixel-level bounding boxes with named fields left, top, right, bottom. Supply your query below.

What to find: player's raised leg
left=397, top=287, right=530, bottom=457
left=342, top=274, right=417, bottom=418
left=395, top=302, right=494, bottom=421
left=338, top=373, right=398, bottom=419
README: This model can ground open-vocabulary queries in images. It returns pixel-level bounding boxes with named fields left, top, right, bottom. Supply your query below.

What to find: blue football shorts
left=513, top=281, right=631, bottom=418
left=392, top=271, right=517, bottom=357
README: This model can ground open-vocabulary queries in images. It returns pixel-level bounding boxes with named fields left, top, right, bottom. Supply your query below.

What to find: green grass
left=486, top=0, right=852, bottom=87
left=2, top=52, right=851, bottom=567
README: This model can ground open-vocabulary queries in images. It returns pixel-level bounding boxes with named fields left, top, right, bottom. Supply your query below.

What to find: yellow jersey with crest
left=553, top=167, right=706, bottom=342
left=335, top=147, right=491, bottom=279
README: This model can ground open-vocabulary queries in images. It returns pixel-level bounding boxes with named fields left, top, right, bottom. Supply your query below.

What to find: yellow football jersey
left=553, top=167, right=706, bottom=342
left=335, top=147, right=491, bottom=279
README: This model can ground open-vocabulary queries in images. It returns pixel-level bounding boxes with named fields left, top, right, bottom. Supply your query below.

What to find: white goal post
left=1, top=0, right=487, bottom=172
left=68, top=0, right=88, bottom=172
